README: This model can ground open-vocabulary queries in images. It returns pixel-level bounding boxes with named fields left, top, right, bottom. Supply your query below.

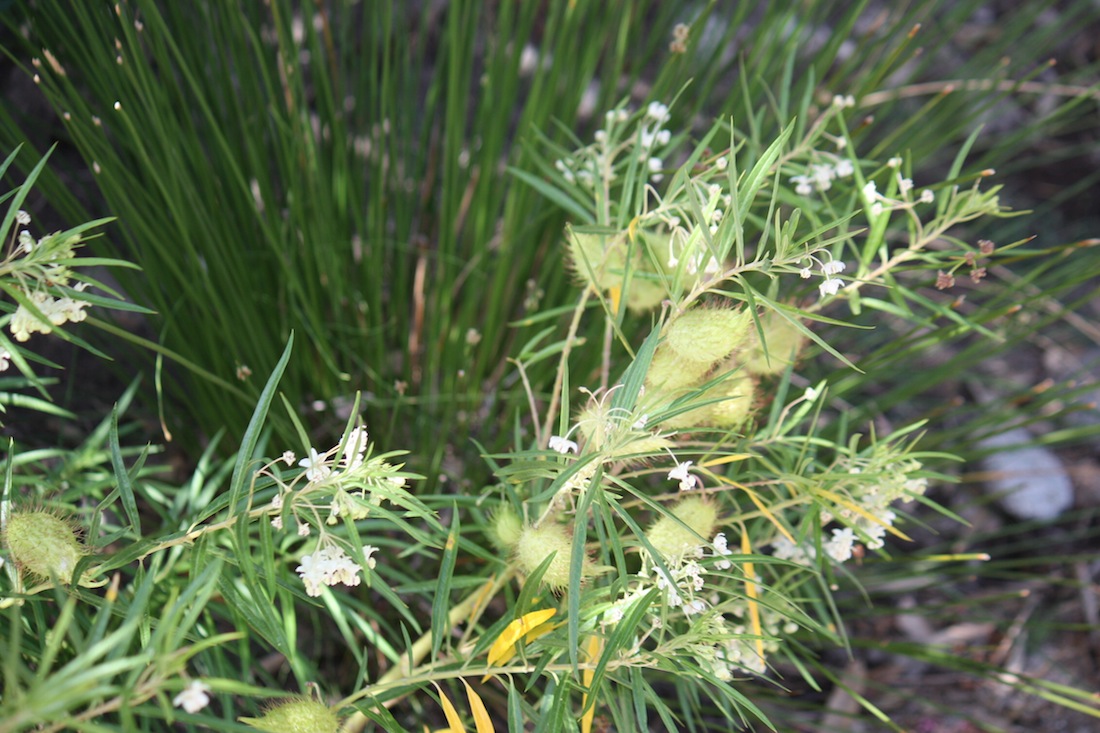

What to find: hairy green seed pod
left=743, top=311, right=807, bottom=376
left=515, top=522, right=587, bottom=591
left=658, top=374, right=755, bottom=430
left=240, top=698, right=341, bottom=733
left=702, top=375, right=756, bottom=428
left=3, top=509, right=86, bottom=583
left=665, top=307, right=752, bottom=367
left=644, top=347, right=713, bottom=392
left=488, top=505, right=523, bottom=554
left=566, top=226, right=666, bottom=314
left=622, top=276, right=666, bottom=314
left=566, top=227, right=624, bottom=293
left=646, top=497, right=719, bottom=559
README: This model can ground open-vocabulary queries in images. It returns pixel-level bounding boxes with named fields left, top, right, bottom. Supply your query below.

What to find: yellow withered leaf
left=741, top=532, right=765, bottom=665
left=486, top=608, right=557, bottom=670
left=433, top=682, right=465, bottom=733
left=580, top=634, right=603, bottom=733
left=462, top=679, right=495, bottom=733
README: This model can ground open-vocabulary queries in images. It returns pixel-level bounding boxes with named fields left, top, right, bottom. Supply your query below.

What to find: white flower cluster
left=4, top=213, right=95, bottom=343
left=268, top=426, right=410, bottom=527
left=640, top=101, right=672, bottom=183
left=798, top=257, right=847, bottom=299
left=295, top=544, right=377, bottom=597
left=10, top=283, right=92, bottom=341
left=691, top=602, right=796, bottom=679
left=862, top=170, right=935, bottom=220
left=553, top=101, right=673, bottom=188
left=789, top=156, right=855, bottom=196
left=652, top=552, right=708, bottom=615
left=771, top=456, right=929, bottom=565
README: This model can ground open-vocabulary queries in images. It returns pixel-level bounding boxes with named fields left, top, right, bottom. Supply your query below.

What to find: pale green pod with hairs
left=240, top=698, right=341, bottom=733
left=3, top=509, right=86, bottom=583
left=646, top=497, right=720, bottom=559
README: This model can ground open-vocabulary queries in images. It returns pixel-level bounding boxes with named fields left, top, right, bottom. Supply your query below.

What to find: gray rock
left=978, top=428, right=1074, bottom=521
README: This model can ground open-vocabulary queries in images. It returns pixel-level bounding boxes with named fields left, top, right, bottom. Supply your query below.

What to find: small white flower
left=870, top=202, right=884, bottom=217
left=668, top=461, right=699, bottom=491
left=861, top=181, right=878, bottom=200
left=548, top=435, right=578, bottom=454
left=298, top=448, right=331, bottom=483
left=0, top=349, right=10, bottom=372
left=898, top=176, right=914, bottom=194
left=270, top=494, right=284, bottom=511
left=647, top=157, right=664, bottom=182
left=685, top=598, right=708, bottom=616
left=646, top=101, right=669, bottom=123
left=821, top=260, right=846, bottom=275
left=919, top=189, right=935, bottom=203
left=713, top=532, right=733, bottom=570
left=18, top=230, right=34, bottom=253
left=362, top=544, right=379, bottom=570
left=173, top=680, right=212, bottom=714
left=810, top=163, right=835, bottom=191
left=15, top=210, right=30, bottom=225
left=655, top=129, right=671, bottom=146
left=803, top=386, right=819, bottom=402
left=834, top=159, right=854, bottom=177
left=799, top=267, right=812, bottom=279
left=824, top=527, right=856, bottom=563
left=632, top=414, right=649, bottom=430
left=341, top=426, right=369, bottom=469
left=281, top=450, right=296, bottom=466
left=818, top=278, right=843, bottom=297
left=887, top=156, right=902, bottom=169
left=714, top=156, right=728, bottom=171
left=297, top=521, right=311, bottom=537
left=271, top=515, right=283, bottom=530
left=790, top=175, right=813, bottom=196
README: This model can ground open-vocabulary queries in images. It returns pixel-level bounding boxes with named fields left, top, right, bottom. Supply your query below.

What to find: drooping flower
left=548, top=435, right=579, bottom=454
left=298, top=448, right=331, bottom=483
left=173, top=679, right=212, bottom=714
left=668, top=461, right=699, bottom=491
left=818, top=278, right=843, bottom=297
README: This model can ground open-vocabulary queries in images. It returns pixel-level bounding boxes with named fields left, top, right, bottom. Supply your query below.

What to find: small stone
left=978, top=428, right=1074, bottom=520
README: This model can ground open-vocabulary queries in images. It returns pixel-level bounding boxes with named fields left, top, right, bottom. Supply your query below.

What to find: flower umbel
left=296, top=544, right=363, bottom=597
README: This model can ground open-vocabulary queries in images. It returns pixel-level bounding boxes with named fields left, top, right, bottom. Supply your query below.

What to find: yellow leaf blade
left=486, top=609, right=558, bottom=672
left=741, top=531, right=766, bottom=666
left=580, top=634, right=603, bottom=733
left=433, top=682, right=466, bottom=733
left=462, top=680, right=495, bottom=733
